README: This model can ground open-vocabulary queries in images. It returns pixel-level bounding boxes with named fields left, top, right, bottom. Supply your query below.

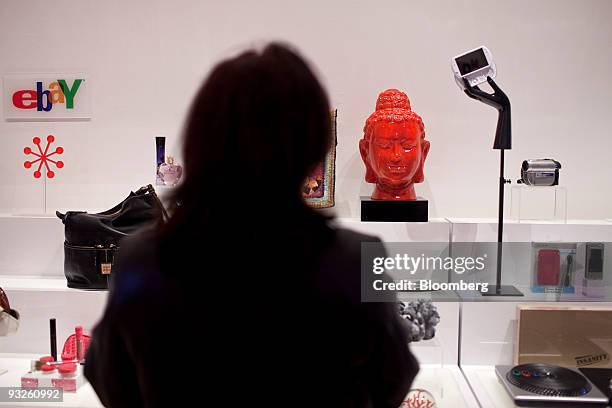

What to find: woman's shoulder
left=324, top=225, right=383, bottom=259
left=332, top=226, right=382, bottom=245
left=314, top=225, right=384, bottom=297
left=114, top=227, right=159, bottom=271
left=108, top=227, right=163, bottom=301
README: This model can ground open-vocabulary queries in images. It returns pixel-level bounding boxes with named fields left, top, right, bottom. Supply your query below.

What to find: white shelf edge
left=0, top=275, right=102, bottom=293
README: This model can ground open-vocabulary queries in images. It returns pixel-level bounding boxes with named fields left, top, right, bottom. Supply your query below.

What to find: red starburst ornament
left=23, top=135, right=64, bottom=179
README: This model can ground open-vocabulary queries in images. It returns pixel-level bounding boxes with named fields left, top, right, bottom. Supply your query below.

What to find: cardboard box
left=516, top=305, right=612, bottom=368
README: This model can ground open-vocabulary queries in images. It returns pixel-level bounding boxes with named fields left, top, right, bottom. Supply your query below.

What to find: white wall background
left=0, top=0, right=610, bottom=219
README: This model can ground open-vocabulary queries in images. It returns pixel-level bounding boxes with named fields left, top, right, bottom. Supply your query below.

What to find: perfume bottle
left=155, top=136, right=166, bottom=185
left=158, top=156, right=183, bottom=186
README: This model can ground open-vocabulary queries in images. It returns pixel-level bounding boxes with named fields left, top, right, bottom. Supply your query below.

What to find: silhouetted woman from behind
left=86, top=43, right=418, bottom=408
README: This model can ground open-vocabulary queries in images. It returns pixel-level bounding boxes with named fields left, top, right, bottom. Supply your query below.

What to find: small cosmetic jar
left=58, top=363, right=77, bottom=378
left=39, top=356, right=54, bottom=363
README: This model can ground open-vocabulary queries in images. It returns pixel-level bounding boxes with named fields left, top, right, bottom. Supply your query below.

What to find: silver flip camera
left=518, top=159, right=561, bottom=186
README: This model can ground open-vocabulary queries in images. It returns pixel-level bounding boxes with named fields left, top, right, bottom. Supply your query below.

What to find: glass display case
left=510, top=185, right=567, bottom=224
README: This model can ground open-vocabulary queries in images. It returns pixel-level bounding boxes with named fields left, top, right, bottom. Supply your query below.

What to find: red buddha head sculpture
left=359, top=89, right=430, bottom=200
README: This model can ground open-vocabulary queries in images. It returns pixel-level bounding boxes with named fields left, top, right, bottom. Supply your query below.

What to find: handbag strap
left=56, top=185, right=170, bottom=223
left=140, top=184, right=170, bottom=222
left=0, top=288, right=11, bottom=312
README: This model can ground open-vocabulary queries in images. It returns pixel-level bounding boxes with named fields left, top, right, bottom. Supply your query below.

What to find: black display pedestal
left=360, top=196, right=428, bottom=222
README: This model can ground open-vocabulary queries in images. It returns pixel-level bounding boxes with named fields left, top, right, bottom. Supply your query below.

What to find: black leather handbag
left=56, top=185, right=167, bottom=290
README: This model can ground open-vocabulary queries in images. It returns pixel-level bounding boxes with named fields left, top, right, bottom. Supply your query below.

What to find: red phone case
left=537, top=249, right=560, bottom=285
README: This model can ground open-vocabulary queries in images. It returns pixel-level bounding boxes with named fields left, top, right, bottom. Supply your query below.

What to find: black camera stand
left=464, top=77, right=523, bottom=296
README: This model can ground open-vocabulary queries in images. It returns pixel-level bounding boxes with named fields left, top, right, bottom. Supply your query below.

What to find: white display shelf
left=0, top=216, right=64, bottom=278
left=4, top=215, right=609, bottom=281
left=461, top=365, right=519, bottom=408
left=456, top=285, right=612, bottom=302
left=457, top=286, right=612, bottom=305
left=409, top=364, right=479, bottom=408
left=334, top=217, right=451, bottom=242
left=448, top=217, right=612, bottom=226
left=0, top=277, right=107, bottom=354
left=0, top=354, right=102, bottom=407
left=0, top=276, right=74, bottom=292
left=0, top=358, right=476, bottom=408
left=448, top=217, right=612, bottom=242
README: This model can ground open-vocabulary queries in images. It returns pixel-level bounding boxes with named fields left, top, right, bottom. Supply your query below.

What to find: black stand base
left=481, top=285, right=524, bottom=297
left=360, top=196, right=428, bottom=222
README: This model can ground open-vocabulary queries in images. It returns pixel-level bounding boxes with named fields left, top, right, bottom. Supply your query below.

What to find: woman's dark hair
left=161, top=43, right=331, bottom=243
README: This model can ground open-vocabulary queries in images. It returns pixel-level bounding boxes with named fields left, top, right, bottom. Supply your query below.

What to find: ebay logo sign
left=12, top=79, right=83, bottom=111
left=4, top=74, right=91, bottom=121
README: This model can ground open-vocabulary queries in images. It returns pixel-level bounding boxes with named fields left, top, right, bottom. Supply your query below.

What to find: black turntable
left=495, top=364, right=609, bottom=406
